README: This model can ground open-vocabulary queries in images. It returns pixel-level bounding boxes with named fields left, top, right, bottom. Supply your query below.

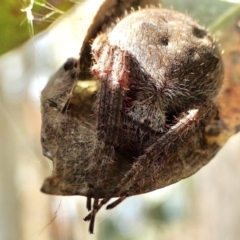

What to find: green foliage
left=0, top=0, right=74, bottom=55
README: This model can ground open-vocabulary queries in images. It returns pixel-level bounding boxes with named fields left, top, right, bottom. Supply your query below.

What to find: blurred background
left=0, top=0, right=240, bottom=239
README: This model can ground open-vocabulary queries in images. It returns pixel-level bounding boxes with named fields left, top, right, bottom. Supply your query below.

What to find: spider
left=40, top=8, right=223, bottom=233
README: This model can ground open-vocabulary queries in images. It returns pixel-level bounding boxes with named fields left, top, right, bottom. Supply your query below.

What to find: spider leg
left=89, top=45, right=130, bottom=177
left=85, top=45, right=130, bottom=231
left=86, top=198, right=99, bottom=234
left=84, top=198, right=111, bottom=221
left=86, top=197, right=92, bottom=211
left=106, top=195, right=127, bottom=209
left=94, top=45, right=129, bottom=146
left=87, top=46, right=129, bottom=190
left=105, top=101, right=218, bottom=209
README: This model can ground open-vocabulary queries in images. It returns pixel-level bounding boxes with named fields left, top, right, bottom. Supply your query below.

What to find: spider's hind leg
left=105, top=102, right=218, bottom=210
left=84, top=198, right=111, bottom=234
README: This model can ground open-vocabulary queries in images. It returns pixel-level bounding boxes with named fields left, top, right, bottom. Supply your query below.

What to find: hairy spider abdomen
left=107, top=8, right=223, bottom=123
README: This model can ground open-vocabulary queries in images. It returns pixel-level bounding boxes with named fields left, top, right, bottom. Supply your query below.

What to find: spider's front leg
left=85, top=43, right=130, bottom=233
left=105, top=101, right=219, bottom=209
left=91, top=44, right=130, bottom=181
left=92, top=44, right=129, bottom=148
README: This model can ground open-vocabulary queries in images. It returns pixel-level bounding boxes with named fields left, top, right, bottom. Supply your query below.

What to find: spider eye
left=192, top=26, right=207, bottom=38
left=160, top=37, right=169, bottom=46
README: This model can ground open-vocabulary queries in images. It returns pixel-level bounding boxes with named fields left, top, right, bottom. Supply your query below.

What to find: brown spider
left=40, top=8, right=223, bottom=233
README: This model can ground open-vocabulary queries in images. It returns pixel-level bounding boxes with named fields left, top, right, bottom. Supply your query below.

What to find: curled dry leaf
left=40, top=0, right=239, bottom=234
